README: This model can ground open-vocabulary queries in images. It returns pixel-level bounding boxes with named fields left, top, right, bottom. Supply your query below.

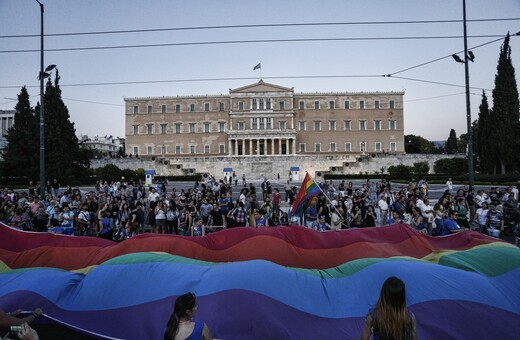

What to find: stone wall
left=91, top=153, right=458, bottom=181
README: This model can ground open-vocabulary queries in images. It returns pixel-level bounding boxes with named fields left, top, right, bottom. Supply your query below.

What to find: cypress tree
left=476, top=91, right=497, bottom=173
left=37, top=70, right=91, bottom=182
left=445, top=129, right=459, bottom=154
left=491, top=33, right=519, bottom=174
left=0, top=87, right=39, bottom=180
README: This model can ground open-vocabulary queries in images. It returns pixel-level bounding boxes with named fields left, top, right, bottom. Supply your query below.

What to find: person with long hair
left=361, top=276, right=417, bottom=340
left=164, top=293, right=212, bottom=340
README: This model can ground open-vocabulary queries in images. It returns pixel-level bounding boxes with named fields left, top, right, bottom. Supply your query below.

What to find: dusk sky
left=1, top=0, right=519, bottom=141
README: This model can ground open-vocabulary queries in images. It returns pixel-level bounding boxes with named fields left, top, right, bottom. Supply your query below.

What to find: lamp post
left=35, top=0, right=45, bottom=200
left=462, top=0, right=475, bottom=189
left=451, top=0, right=475, bottom=189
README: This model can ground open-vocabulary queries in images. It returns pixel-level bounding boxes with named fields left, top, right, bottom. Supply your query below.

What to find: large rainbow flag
left=290, top=173, right=321, bottom=215
left=0, top=223, right=519, bottom=339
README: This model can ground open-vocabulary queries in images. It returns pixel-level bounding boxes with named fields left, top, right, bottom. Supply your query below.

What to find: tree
left=0, top=87, right=39, bottom=180
left=475, top=91, right=498, bottom=173
left=445, top=129, right=459, bottom=154
left=457, top=133, right=468, bottom=154
left=35, top=70, right=92, bottom=182
left=491, top=33, right=520, bottom=174
left=1, top=71, right=92, bottom=185
left=404, top=134, right=441, bottom=154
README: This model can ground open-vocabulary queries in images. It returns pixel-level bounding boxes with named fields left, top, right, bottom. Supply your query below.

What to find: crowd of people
left=300, top=178, right=519, bottom=240
left=0, top=177, right=519, bottom=244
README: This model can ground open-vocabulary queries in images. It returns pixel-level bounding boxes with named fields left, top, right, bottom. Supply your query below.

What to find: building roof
left=230, top=80, right=294, bottom=94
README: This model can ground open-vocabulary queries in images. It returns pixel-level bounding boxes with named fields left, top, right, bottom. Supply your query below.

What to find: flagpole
left=260, top=61, right=263, bottom=80
left=306, top=172, right=345, bottom=220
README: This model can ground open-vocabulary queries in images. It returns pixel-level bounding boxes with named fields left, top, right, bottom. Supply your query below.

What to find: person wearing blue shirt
left=312, top=216, right=330, bottom=232
left=441, top=210, right=468, bottom=236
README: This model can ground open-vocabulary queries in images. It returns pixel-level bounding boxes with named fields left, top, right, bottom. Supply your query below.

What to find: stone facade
left=91, top=154, right=455, bottom=181
left=124, top=80, right=405, bottom=160
left=0, top=110, right=15, bottom=153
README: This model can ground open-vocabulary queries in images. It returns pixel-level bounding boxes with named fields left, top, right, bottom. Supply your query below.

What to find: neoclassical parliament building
left=124, top=81, right=405, bottom=178
left=125, top=80, right=404, bottom=160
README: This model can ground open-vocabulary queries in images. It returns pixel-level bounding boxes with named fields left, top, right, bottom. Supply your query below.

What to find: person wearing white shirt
left=419, top=198, right=434, bottom=235
left=446, top=178, right=453, bottom=194
left=511, top=186, right=519, bottom=201
left=378, top=197, right=389, bottom=225
left=148, top=187, right=160, bottom=203
left=473, top=202, right=490, bottom=233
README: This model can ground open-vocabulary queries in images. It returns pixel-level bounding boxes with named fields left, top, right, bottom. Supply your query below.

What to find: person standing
left=361, top=277, right=417, bottom=340
left=253, top=209, right=269, bottom=227
left=272, top=188, right=281, bottom=215
left=441, top=210, right=468, bottom=236
left=304, top=199, right=318, bottom=228
left=284, top=180, right=292, bottom=203
left=474, top=202, right=490, bottom=234
left=164, top=293, right=212, bottom=340
left=312, top=215, right=330, bottom=231
left=446, top=178, right=453, bottom=194
left=377, top=195, right=389, bottom=225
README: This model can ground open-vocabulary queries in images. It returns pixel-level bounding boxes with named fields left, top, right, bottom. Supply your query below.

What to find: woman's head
left=174, top=292, right=197, bottom=319
left=378, top=276, right=406, bottom=309
left=373, top=277, right=410, bottom=339
left=164, top=292, right=197, bottom=339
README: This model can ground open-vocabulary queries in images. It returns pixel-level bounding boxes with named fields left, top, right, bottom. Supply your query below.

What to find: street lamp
left=35, top=0, right=46, bottom=200
left=452, top=0, right=475, bottom=189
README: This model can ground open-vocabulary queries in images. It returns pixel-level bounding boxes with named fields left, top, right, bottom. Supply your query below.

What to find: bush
left=387, top=164, right=413, bottom=181
left=412, top=161, right=429, bottom=177
left=434, top=158, right=467, bottom=175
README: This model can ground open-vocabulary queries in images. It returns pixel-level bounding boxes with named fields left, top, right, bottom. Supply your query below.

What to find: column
left=228, top=140, right=233, bottom=156
left=292, top=138, right=296, bottom=155
left=291, top=116, right=294, bottom=129
left=271, top=138, right=275, bottom=155
left=264, top=138, right=268, bottom=155
left=234, top=139, right=238, bottom=156
left=256, top=139, right=260, bottom=156
left=278, top=138, right=282, bottom=154
left=249, top=139, right=253, bottom=156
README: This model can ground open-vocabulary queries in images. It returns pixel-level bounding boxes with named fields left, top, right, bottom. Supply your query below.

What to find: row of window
left=299, top=119, right=397, bottom=131
left=133, top=122, right=227, bottom=135
left=300, top=99, right=395, bottom=110
left=134, top=144, right=227, bottom=156
left=300, top=142, right=397, bottom=153
left=133, top=141, right=398, bottom=156
left=132, top=99, right=396, bottom=114
left=132, top=119, right=398, bottom=135
left=133, top=102, right=227, bottom=114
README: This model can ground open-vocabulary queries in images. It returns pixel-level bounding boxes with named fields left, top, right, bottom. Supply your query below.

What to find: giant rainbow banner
left=0, top=223, right=519, bottom=339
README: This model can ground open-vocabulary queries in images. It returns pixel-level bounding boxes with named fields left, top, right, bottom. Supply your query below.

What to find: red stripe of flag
left=290, top=173, right=321, bottom=215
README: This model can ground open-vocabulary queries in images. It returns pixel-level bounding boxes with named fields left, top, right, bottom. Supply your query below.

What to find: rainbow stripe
left=291, top=173, right=322, bottom=215
left=1, top=223, right=519, bottom=339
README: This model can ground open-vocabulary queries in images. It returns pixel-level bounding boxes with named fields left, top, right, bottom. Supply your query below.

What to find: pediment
left=230, top=80, right=293, bottom=94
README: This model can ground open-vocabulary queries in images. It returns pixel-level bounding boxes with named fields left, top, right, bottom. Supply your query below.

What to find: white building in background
left=0, top=110, right=15, bottom=152
left=79, top=135, right=125, bottom=158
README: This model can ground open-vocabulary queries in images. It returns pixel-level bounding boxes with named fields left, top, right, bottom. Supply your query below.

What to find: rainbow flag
left=1, top=223, right=519, bottom=339
left=291, top=173, right=321, bottom=215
